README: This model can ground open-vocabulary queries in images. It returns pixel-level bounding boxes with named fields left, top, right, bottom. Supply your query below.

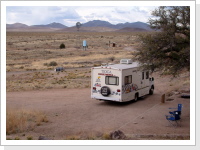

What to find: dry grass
left=6, top=31, right=137, bottom=92
left=6, top=108, right=48, bottom=135
left=6, top=32, right=138, bottom=72
left=6, top=31, right=190, bottom=94
left=152, top=70, right=190, bottom=100
left=165, top=72, right=190, bottom=95
left=6, top=69, right=91, bottom=92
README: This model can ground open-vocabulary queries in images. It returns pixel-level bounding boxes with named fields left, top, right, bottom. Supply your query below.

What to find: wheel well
left=135, top=92, right=139, bottom=97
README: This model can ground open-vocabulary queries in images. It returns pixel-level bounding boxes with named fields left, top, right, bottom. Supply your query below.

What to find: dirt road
left=6, top=86, right=190, bottom=140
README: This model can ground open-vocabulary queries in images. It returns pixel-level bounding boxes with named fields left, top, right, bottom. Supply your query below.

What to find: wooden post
left=161, top=94, right=165, bottom=103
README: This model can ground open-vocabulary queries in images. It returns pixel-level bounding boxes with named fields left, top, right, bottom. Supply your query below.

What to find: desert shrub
left=27, top=136, right=33, bottom=140
left=14, top=137, right=20, bottom=140
left=102, top=133, right=112, bottom=140
left=19, top=66, right=24, bottom=69
left=49, top=61, right=57, bottom=66
left=59, top=43, right=65, bottom=49
left=66, top=72, right=77, bottom=79
left=108, top=56, right=115, bottom=62
left=43, top=63, right=48, bottom=66
left=6, top=109, right=48, bottom=134
left=23, top=48, right=30, bottom=51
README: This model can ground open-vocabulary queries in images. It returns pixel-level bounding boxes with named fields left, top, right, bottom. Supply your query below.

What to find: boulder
left=38, top=136, right=51, bottom=140
left=110, top=130, right=126, bottom=140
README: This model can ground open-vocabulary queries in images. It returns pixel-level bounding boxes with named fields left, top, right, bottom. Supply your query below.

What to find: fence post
left=161, top=94, right=165, bottom=103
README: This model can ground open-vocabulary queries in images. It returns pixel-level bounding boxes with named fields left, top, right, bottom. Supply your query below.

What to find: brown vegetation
left=6, top=31, right=142, bottom=92
left=6, top=109, right=48, bottom=135
left=6, top=31, right=190, bottom=140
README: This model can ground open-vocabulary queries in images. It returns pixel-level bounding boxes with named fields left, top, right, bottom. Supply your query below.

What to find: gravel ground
left=6, top=85, right=190, bottom=140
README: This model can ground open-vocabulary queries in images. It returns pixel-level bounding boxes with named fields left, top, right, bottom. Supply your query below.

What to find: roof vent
left=120, top=59, right=133, bottom=64
left=101, top=63, right=107, bottom=66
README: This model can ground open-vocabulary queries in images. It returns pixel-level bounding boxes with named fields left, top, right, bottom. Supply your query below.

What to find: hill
left=6, top=23, right=29, bottom=29
left=6, top=20, right=152, bottom=32
left=116, top=27, right=147, bottom=32
left=58, top=26, right=117, bottom=32
left=115, top=21, right=152, bottom=30
left=82, top=20, right=115, bottom=28
left=32, top=22, right=67, bottom=29
left=81, top=20, right=152, bottom=30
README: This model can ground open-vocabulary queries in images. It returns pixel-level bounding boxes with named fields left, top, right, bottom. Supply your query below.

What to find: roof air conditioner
left=120, top=59, right=133, bottom=64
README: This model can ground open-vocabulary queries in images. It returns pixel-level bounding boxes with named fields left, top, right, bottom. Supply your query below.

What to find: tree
left=76, top=22, right=82, bottom=31
left=135, top=6, right=190, bottom=76
left=49, top=61, right=57, bottom=66
left=59, top=43, right=65, bottom=49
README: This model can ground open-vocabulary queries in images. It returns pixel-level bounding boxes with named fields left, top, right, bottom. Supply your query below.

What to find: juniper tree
left=136, top=6, right=190, bottom=76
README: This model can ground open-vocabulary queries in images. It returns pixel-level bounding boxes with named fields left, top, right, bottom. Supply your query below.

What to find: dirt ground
left=6, top=72, right=190, bottom=140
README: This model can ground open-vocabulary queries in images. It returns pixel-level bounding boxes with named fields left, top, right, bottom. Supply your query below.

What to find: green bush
left=49, top=61, right=57, bottom=66
left=59, top=43, right=65, bottom=49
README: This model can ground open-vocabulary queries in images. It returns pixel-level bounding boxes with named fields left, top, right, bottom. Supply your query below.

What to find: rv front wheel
left=134, top=93, right=138, bottom=102
left=149, top=86, right=154, bottom=95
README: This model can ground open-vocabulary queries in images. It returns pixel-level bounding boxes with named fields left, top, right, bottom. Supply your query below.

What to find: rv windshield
left=105, top=76, right=119, bottom=85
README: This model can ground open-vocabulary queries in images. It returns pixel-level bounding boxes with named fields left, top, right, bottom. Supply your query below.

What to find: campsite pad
left=6, top=87, right=190, bottom=140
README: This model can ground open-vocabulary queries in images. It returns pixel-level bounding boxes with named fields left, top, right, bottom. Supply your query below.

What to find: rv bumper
left=91, top=95, right=121, bottom=102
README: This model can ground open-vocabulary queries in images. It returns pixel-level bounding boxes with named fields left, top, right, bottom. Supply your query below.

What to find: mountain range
left=6, top=20, right=153, bottom=32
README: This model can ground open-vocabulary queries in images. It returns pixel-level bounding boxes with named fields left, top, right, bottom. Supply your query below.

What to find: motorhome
left=91, top=59, right=154, bottom=102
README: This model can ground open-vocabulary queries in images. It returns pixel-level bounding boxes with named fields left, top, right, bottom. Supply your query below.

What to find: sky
left=6, top=6, right=158, bottom=27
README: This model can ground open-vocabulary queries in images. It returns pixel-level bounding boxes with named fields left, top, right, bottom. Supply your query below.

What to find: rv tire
left=149, top=86, right=154, bottom=95
left=134, top=93, right=138, bottom=102
left=101, top=86, right=111, bottom=96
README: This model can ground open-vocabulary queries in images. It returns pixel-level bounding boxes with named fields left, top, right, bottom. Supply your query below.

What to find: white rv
left=91, top=59, right=154, bottom=102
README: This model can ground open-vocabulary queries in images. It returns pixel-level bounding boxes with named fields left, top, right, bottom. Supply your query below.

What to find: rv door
left=141, top=71, right=150, bottom=95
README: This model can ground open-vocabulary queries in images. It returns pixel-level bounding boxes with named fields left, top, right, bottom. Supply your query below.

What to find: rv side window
left=125, top=75, right=132, bottom=85
left=146, top=71, right=149, bottom=79
left=105, top=76, right=119, bottom=85
left=142, top=72, right=144, bottom=80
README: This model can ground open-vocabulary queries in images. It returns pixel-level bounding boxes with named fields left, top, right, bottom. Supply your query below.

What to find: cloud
left=6, top=6, right=157, bottom=26
left=75, top=6, right=157, bottom=25
left=6, top=6, right=82, bottom=25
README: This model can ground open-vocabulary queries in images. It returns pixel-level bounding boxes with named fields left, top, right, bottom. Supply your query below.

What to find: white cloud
left=6, top=6, right=157, bottom=26
left=74, top=6, right=157, bottom=25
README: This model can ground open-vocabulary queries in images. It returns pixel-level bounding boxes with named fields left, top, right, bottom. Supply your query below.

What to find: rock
left=38, top=136, right=51, bottom=140
left=179, top=87, right=190, bottom=93
left=110, top=130, right=126, bottom=140
left=181, top=93, right=190, bottom=98
left=172, top=91, right=180, bottom=95
left=166, top=95, right=175, bottom=101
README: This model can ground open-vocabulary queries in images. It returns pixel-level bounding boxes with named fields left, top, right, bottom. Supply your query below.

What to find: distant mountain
left=32, top=22, right=67, bottom=28
left=115, top=21, right=152, bottom=30
left=6, top=20, right=153, bottom=32
left=82, top=20, right=152, bottom=31
left=59, top=26, right=117, bottom=32
left=117, top=27, right=147, bottom=32
left=6, top=23, right=29, bottom=29
left=6, top=22, right=68, bottom=32
left=82, top=20, right=114, bottom=28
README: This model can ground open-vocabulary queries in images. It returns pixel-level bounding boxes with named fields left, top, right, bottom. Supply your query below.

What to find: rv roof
left=96, top=62, right=140, bottom=70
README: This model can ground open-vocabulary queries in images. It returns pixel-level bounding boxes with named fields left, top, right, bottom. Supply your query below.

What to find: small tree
left=108, top=56, right=115, bottom=62
left=49, top=61, right=58, bottom=66
left=59, top=43, right=65, bottom=49
left=135, top=6, right=190, bottom=76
